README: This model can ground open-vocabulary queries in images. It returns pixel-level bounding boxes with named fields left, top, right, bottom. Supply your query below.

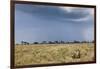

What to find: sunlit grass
left=15, top=43, right=94, bottom=66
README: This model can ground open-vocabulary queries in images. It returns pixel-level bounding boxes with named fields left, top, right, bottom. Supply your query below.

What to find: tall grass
left=15, top=43, right=94, bottom=66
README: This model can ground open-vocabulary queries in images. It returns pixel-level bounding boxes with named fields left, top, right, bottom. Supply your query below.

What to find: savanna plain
left=15, top=43, right=94, bottom=66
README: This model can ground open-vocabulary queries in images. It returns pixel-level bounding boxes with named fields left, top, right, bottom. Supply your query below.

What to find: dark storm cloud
left=16, top=4, right=90, bottom=21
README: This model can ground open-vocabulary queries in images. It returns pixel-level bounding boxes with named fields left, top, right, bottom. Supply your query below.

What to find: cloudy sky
left=15, top=4, right=94, bottom=43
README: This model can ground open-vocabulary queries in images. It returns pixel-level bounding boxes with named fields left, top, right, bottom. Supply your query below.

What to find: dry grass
left=15, top=43, right=94, bottom=66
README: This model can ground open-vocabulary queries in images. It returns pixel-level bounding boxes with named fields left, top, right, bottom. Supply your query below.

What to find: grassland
left=15, top=43, right=94, bottom=66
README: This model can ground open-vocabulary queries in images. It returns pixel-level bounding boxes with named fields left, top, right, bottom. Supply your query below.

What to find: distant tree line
left=17, top=40, right=94, bottom=45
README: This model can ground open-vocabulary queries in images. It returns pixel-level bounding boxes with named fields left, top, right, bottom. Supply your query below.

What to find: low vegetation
left=15, top=43, right=94, bottom=66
